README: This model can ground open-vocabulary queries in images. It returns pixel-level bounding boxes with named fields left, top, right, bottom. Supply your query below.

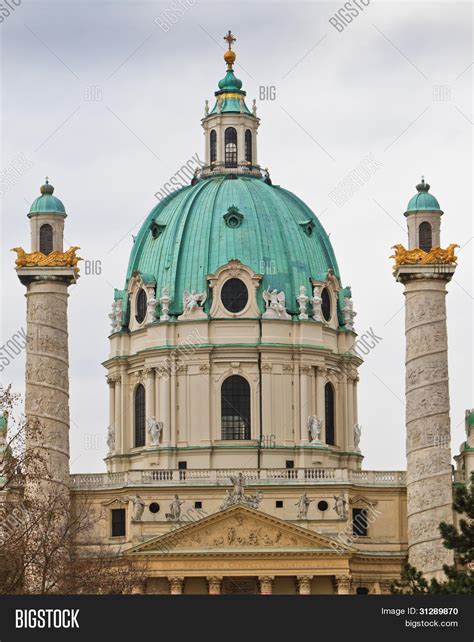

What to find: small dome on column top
left=28, top=177, right=66, bottom=216
left=405, top=176, right=442, bottom=214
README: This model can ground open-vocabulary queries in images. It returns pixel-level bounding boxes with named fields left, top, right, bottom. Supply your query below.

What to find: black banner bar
left=0, top=595, right=470, bottom=641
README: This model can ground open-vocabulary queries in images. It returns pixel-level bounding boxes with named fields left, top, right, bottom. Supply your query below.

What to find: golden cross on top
left=224, top=30, right=236, bottom=50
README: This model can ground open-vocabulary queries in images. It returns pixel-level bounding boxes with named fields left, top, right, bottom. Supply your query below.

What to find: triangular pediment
left=127, top=504, right=355, bottom=555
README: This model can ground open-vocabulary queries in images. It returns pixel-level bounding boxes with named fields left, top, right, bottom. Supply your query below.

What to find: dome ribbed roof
left=218, top=69, right=243, bottom=91
left=125, top=175, right=343, bottom=319
left=28, top=180, right=66, bottom=216
left=405, top=177, right=442, bottom=214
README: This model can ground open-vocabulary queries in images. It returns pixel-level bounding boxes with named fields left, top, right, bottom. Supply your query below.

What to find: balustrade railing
left=70, top=468, right=406, bottom=489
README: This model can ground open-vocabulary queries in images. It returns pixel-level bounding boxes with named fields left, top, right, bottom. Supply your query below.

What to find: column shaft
left=403, top=276, right=454, bottom=580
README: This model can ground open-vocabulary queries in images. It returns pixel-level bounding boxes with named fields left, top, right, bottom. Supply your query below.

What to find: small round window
left=317, top=500, right=329, bottom=512
left=321, top=288, right=331, bottom=322
left=135, top=288, right=147, bottom=324
left=221, top=278, right=248, bottom=313
left=227, top=215, right=240, bottom=228
left=149, top=502, right=160, bottom=514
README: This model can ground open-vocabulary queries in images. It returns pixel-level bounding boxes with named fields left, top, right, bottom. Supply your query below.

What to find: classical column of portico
left=258, top=576, right=274, bottom=595
left=207, top=576, right=223, bottom=595
left=297, top=576, right=313, bottom=595
left=334, top=575, right=351, bottom=594
left=168, top=576, right=184, bottom=594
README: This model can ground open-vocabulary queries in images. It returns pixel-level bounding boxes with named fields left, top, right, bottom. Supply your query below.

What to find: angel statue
left=179, top=289, right=207, bottom=319
left=262, top=287, right=291, bottom=320
left=307, top=415, right=322, bottom=444
left=147, top=416, right=163, bottom=446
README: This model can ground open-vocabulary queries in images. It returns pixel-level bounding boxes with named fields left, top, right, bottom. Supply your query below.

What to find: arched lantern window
left=39, top=224, right=53, bottom=255
left=210, top=130, right=217, bottom=164
left=419, top=222, right=432, bottom=252
left=245, top=129, right=252, bottom=164
left=224, top=127, right=238, bottom=168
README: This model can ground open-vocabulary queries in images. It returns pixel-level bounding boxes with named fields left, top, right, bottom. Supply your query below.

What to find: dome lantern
left=404, top=177, right=443, bottom=251
left=201, top=31, right=260, bottom=177
left=27, top=177, right=67, bottom=253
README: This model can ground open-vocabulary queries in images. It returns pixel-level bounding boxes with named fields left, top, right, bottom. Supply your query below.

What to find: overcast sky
left=1, top=0, right=472, bottom=474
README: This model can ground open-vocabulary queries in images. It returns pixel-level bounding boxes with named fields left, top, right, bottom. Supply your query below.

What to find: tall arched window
left=325, top=382, right=335, bottom=445
left=39, top=224, right=53, bottom=254
left=134, top=384, right=145, bottom=447
left=224, top=127, right=237, bottom=168
left=210, top=130, right=217, bottom=164
left=419, top=221, right=432, bottom=252
left=221, top=375, right=250, bottom=439
left=245, top=129, right=252, bottom=164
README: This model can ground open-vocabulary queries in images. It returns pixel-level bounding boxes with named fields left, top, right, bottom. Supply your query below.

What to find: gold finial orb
left=224, top=49, right=236, bottom=65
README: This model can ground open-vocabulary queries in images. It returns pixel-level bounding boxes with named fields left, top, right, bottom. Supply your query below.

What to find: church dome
left=125, top=173, right=342, bottom=318
left=28, top=180, right=66, bottom=216
left=405, top=177, right=442, bottom=214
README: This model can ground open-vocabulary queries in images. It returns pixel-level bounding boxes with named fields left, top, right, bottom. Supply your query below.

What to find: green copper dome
left=218, top=69, right=243, bottom=91
left=405, top=177, right=442, bottom=214
left=125, top=174, right=345, bottom=320
left=28, top=180, right=66, bottom=217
